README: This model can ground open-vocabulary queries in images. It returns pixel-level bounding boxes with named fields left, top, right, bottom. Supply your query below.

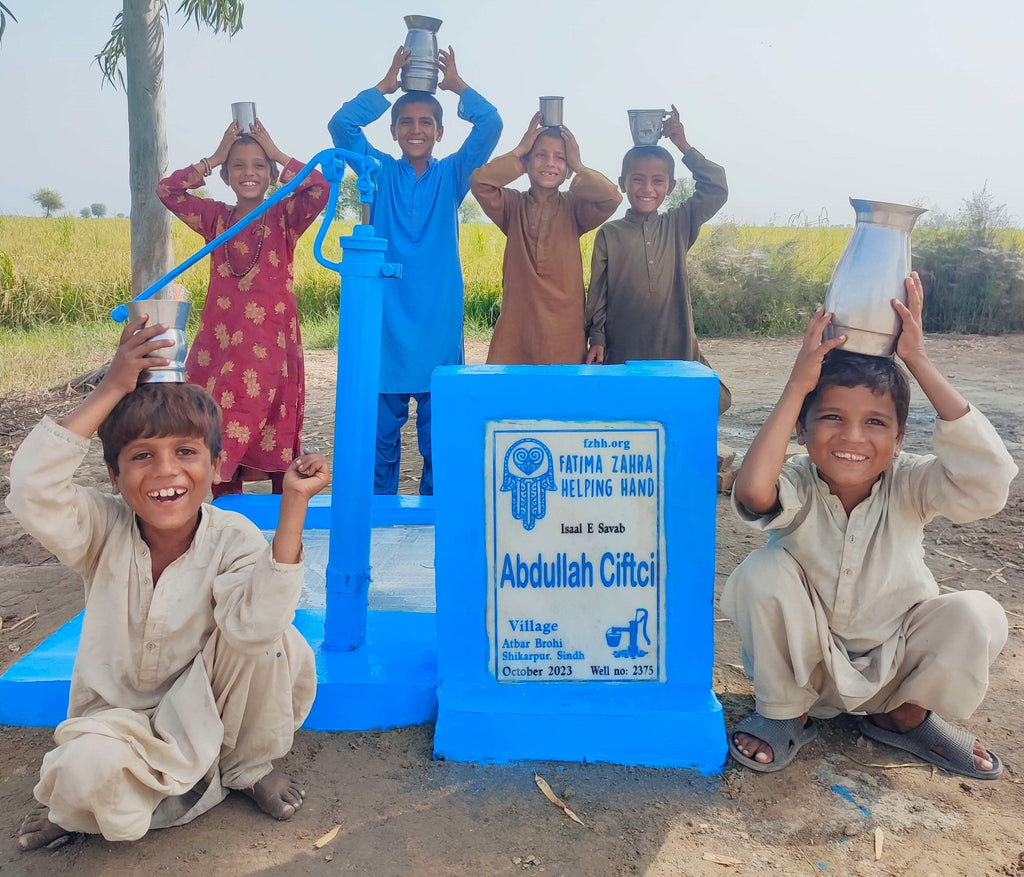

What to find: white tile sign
left=485, top=420, right=666, bottom=682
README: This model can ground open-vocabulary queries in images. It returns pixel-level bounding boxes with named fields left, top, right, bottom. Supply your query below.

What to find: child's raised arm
left=375, top=46, right=411, bottom=95
left=562, top=126, right=622, bottom=233
left=272, top=452, right=331, bottom=564
left=470, top=114, right=544, bottom=231
left=733, top=307, right=846, bottom=514
left=437, top=45, right=468, bottom=95
left=60, top=318, right=174, bottom=441
left=894, top=272, right=969, bottom=422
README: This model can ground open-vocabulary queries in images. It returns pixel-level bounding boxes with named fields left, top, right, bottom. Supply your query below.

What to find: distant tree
left=956, top=183, right=1011, bottom=244
left=31, top=188, right=64, bottom=218
left=334, top=174, right=363, bottom=221
left=93, top=0, right=246, bottom=296
left=458, top=195, right=483, bottom=224
left=91, top=202, right=108, bottom=218
left=116, top=212, right=127, bottom=219
left=80, top=207, right=92, bottom=218
left=662, top=178, right=696, bottom=212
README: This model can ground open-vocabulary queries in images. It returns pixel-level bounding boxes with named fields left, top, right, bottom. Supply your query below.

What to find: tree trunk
left=123, top=0, right=173, bottom=296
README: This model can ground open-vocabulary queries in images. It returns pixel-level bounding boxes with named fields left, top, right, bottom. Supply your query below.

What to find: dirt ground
left=1, top=334, right=1022, bottom=877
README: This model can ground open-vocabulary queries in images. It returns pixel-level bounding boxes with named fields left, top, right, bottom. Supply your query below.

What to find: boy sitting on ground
left=720, top=273, right=1017, bottom=777
left=585, top=106, right=731, bottom=412
left=472, top=113, right=621, bottom=364
left=8, top=317, right=329, bottom=849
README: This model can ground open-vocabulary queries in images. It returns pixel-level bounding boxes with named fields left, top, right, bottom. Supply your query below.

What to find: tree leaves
left=0, top=2, right=17, bottom=45
left=94, top=1, right=245, bottom=90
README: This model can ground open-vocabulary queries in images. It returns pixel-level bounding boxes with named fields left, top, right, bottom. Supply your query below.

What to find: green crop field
left=0, top=215, right=860, bottom=328
left=2, top=214, right=1022, bottom=395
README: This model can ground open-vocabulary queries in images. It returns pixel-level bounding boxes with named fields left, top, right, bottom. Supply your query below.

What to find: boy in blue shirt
left=329, top=45, right=501, bottom=495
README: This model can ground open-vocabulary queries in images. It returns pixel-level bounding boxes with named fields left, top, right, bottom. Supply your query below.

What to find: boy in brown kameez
left=585, top=106, right=730, bottom=412
left=472, top=113, right=621, bottom=364
left=8, top=318, right=329, bottom=849
left=721, top=275, right=1017, bottom=777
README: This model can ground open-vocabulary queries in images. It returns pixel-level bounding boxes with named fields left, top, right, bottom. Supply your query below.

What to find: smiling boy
left=585, top=106, right=729, bottom=411
left=472, top=114, right=621, bottom=364
left=7, top=319, right=329, bottom=849
left=720, top=275, right=1018, bottom=777
left=329, top=45, right=501, bottom=496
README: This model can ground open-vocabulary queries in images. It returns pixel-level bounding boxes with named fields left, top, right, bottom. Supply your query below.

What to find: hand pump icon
left=605, top=608, right=651, bottom=659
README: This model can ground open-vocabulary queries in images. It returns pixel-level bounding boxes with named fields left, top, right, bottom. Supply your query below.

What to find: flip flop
left=728, top=712, right=818, bottom=773
left=858, top=713, right=1003, bottom=780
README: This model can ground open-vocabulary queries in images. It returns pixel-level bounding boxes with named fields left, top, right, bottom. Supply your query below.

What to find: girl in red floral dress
left=158, top=120, right=329, bottom=497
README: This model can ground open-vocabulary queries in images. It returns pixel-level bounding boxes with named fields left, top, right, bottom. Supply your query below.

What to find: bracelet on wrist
left=200, top=157, right=213, bottom=177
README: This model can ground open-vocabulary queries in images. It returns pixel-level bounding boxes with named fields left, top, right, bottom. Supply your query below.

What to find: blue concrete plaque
left=432, top=362, right=727, bottom=771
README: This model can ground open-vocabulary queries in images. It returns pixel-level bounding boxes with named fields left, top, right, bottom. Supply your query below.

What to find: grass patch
left=0, top=322, right=123, bottom=396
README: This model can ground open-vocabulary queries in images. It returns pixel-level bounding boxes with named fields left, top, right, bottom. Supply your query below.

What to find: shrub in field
left=913, top=188, right=1024, bottom=333
left=688, top=224, right=842, bottom=335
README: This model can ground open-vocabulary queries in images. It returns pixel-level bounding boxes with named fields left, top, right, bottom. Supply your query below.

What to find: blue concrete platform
left=214, top=493, right=434, bottom=529
left=0, top=517, right=440, bottom=731
left=0, top=608, right=437, bottom=730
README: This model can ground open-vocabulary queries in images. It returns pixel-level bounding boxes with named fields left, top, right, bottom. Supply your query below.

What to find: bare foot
left=17, top=803, right=71, bottom=851
left=241, top=769, right=306, bottom=820
left=870, top=704, right=995, bottom=773
left=733, top=713, right=810, bottom=766
left=733, top=731, right=775, bottom=765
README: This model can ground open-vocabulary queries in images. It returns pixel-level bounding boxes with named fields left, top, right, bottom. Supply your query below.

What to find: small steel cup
left=539, top=96, right=564, bottom=127
left=126, top=298, right=191, bottom=383
left=627, top=109, right=671, bottom=146
left=231, top=101, right=257, bottom=134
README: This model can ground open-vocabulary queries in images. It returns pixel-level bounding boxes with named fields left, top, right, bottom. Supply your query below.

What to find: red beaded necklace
left=224, top=206, right=267, bottom=278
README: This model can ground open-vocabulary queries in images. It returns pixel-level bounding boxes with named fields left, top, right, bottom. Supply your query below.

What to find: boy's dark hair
left=798, top=350, right=911, bottom=434
left=620, top=146, right=675, bottom=182
left=525, top=127, right=565, bottom=158
left=219, top=134, right=279, bottom=183
left=390, top=91, right=443, bottom=128
left=99, top=383, right=223, bottom=475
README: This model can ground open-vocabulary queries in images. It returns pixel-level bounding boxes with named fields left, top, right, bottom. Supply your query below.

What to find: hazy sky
left=1, top=0, right=1020, bottom=225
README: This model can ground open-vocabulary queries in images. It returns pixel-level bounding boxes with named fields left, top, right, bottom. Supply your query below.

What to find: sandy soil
left=1, top=334, right=1022, bottom=877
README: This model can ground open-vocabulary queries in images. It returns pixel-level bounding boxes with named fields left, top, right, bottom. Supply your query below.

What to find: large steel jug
left=401, top=15, right=443, bottom=93
left=824, top=198, right=927, bottom=356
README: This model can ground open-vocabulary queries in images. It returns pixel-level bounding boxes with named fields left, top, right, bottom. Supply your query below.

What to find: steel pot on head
left=126, top=298, right=192, bottom=383
left=824, top=198, right=927, bottom=357
left=401, top=15, right=443, bottom=93
left=539, top=96, right=564, bottom=127
left=627, top=109, right=671, bottom=146
left=231, top=101, right=256, bottom=134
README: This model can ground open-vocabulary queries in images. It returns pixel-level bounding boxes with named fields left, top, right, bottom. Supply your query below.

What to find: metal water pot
left=401, top=15, right=443, bottom=93
left=824, top=198, right=927, bottom=356
left=126, top=298, right=192, bottom=383
left=627, top=109, right=671, bottom=146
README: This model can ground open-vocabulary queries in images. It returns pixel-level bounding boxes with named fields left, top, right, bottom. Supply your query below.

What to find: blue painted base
left=433, top=684, right=727, bottom=772
left=296, top=609, right=437, bottom=730
left=0, top=609, right=437, bottom=731
left=0, top=613, right=81, bottom=727
left=214, top=494, right=434, bottom=529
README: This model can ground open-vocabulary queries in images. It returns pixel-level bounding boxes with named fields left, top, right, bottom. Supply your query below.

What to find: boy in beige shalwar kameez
left=7, top=318, right=328, bottom=849
left=471, top=113, right=621, bottom=365
left=721, top=275, right=1017, bottom=778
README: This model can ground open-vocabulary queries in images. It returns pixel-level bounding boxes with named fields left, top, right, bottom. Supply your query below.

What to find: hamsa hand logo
left=501, top=438, right=556, bottom=531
